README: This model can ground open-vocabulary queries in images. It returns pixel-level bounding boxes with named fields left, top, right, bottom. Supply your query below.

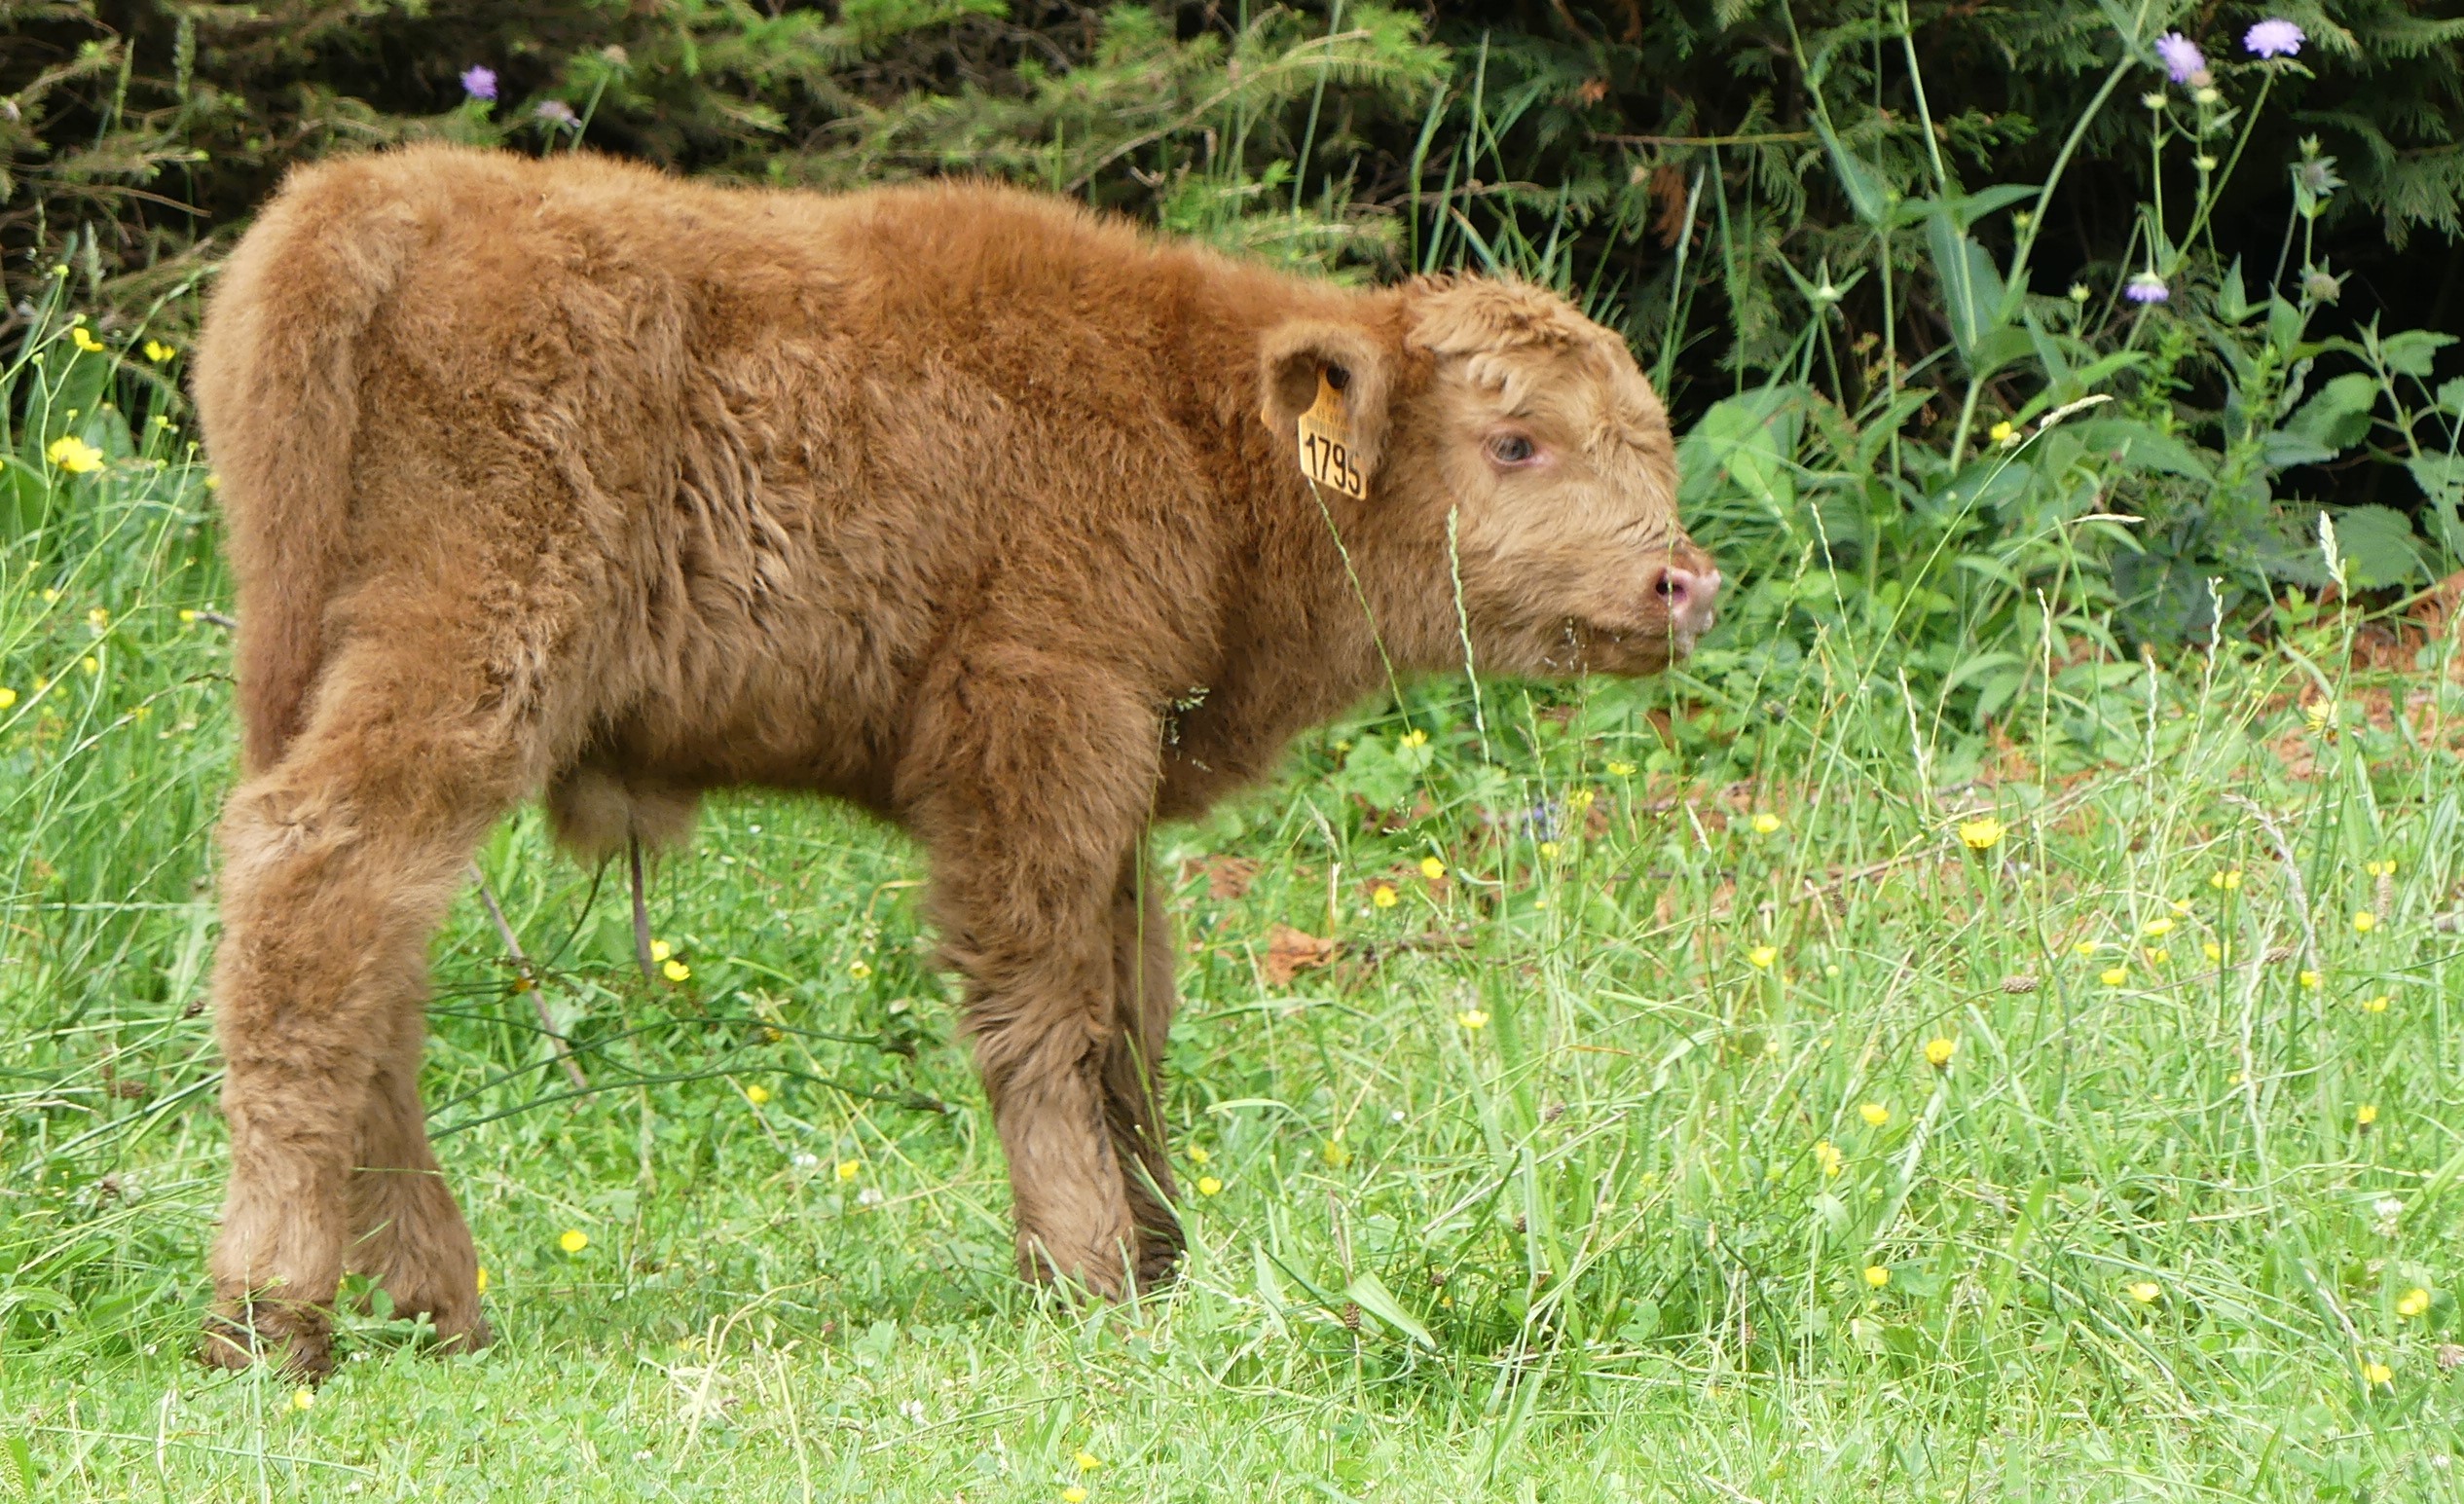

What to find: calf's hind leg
left=340, top=992, right=489, bottom=1352
left=202, top=634, right=535, bottom=1377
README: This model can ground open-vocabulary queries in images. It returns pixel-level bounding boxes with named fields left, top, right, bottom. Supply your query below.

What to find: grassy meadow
left=11, top=374, right=2464, bottom=1501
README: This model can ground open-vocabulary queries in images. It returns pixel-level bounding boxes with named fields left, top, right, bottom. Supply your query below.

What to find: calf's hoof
left=199, top=1302, right=334, bottom=1381
left=1131, top=1229, right=1185, bottom=1292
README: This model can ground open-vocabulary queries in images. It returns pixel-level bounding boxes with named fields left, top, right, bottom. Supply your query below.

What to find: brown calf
left=190, top=144, right=1716, bottom=1376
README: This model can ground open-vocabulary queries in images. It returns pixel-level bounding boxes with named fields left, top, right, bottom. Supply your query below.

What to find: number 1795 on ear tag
left=1296, top=371, right=1369, bottom=500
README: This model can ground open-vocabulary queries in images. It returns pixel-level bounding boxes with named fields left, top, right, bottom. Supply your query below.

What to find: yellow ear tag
left=1296, top=371, right=1369, bottom=500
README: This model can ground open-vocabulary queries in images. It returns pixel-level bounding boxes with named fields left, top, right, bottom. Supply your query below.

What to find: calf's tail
left=193, top=164, right=426, bottom=775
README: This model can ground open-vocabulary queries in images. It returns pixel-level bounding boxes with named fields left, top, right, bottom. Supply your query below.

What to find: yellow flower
left=2100, top=967, right=2127, bottom=987
left=2203, top=942, right=2222, bottom=962
left=475, top=1266, right=490, bottom=1294
left=2399, top=1288, right=2431, bottom=1318
left=2142, top=916, right=2175, bottom=937
left=1321, top=1138, right=1349, bottom=1168
left=1063, top=1488, right=1088, bottom=1504
left=2299, top=970, right=2322, bottom=989
left=745, top=1083, right=770, bottom=1105
left=2169, top=898, right=2192, bottom=916
left=2363, top=1360, right=2393, bottom=1387
left=559, top=1229, right=589, bottom=1254
left=80, top=655, right=97, bottom=676
left=142, top=339, right=176, bottom=363
left=836, top=1159, right=861, bottom=1183
left=1188, top=1146, right=1209, bottom=1166
left=1371, top=884, right=1399, bottom=909
left=1605, top=760, right=1637, bottom=777
left=1858, top=1103, right=1890, bottom=1127
left=1989, top=420, right=2018, bottom=446
left=1076, top=1450, right=1101, bottom=1472
left=290, top=1387, right=315, bottom=1412
left=1399, top=728, right=1428, bottom=748
left=1196, top=1175, right=1222, bottom=1196
left=2126, top=1280, right=2161, bottom=1304
left=1862, top=1266, right=1890, bottom=1289
left=1456, top=1009, right=1489, bottom=1030
left=1747, top=945, right=1779, bottom=971
left=1751, top=812, right=1782, bottom=835
left=1957, top=817, right=2004, bottom=851
left=2074, top=939, right=2099, bottom=957
left=2353, top=911, right=2377, bottom=934
left=2358, top=1104, right=2379, bottom=1127
left=70, top=326, right=105, bottom=353
left=2364, top=994, right=2390, bottom=1013
left=1814, top=1140, right=1843, bottom=1177
left=2145, top=947, right=2169, bottom=966
left=2305, top=701, right=2335, bottom=732
left=203, top=472, right=221, bottom=491
left=2366, top=859, right=2397, bottom=878
left=1923, top=1037, right=1956, bottom=1069
left=0, top=688, right=15, bottom=711
left=46, top=435, right=104, bottom=474
left=2211, top=869, right=2243, bottom=891
left=1419, top=857, right=1446, bottom=880
left=848, top=959, right=872, bottom=979
left=178, top=608, right=197, bottom=623
left=649, top=938, right=673, bottom=963
left=1537, top=840, right=1560, bottom=860
left=661, top=958, right=690, bottom=982
left=86, top=607, right=107, bottom=630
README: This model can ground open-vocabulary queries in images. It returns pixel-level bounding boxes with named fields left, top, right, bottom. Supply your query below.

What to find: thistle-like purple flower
left=534, top=98, right=579, bottom=128
left=2244, top=18, right=2304, bottom=58
left=2125, top=272, right=2171, bottom=306
left=460, top=65, right=498, bottom=102
left=2153, top=32, right=2205, bottom=84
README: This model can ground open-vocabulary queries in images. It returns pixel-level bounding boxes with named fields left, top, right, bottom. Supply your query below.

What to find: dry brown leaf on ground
left=1197, top=855, right=1260, bottom=900
left=1262, top=923, right=1338, bottom=985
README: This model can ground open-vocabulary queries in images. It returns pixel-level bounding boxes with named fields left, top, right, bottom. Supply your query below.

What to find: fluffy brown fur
left=190, top=144, right=1716, bottom=1376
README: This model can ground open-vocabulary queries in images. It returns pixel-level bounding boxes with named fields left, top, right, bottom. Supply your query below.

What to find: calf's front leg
left=905, top=656, right=1163, bottom=1296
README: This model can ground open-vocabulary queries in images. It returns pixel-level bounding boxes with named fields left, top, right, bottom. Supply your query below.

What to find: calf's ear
left=1258, top=318, right=1394, bottom=487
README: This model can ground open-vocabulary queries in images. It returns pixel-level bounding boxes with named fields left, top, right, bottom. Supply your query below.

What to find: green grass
left=13, top=372, right=2464, bottom=1501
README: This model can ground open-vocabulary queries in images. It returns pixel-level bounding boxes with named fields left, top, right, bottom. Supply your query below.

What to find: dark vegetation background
left=6, top=1, right=2464, bottom=752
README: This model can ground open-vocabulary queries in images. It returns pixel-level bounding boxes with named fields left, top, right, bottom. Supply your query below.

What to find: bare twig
left=468, top=863, right=588, bottom=1092
left=628, top=832, right=657, bottom=982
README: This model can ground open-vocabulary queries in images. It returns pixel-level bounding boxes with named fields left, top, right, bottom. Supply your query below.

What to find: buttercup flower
left=1063, top=1488, right=1088, bottom=1504
left=662, top=958, right=690, bottom=982
left=1371, top=884, right=1399, bottom=909
left=1398, top=728, right=1428, bottom=748
left=2364, top=995, right=2391, bottom=1013
left=848, top=959, right=872, bottom=979
left=2366, top=859, right=2397, bottom=878
left=2299, top=970, right=2322, bottom=989
left=2363, top=1359, right=2393, bottom=1386
left=2101, top=967, right=2127, bottom=987
left=291, top=1387, right=315, bottom=1412
left=1188, top=1146, right=1209, bottom=1166
left=745, top=1083, right=770, bottom=1106
left=1605, top=760, right=1637, bottom=777
left=0, top=688, right=16, bottom=711
left=2143, top=916, right=2175, bottom=937
left=2153, top=32, right=2205, bottom=84
left=2211, top=869, right=2243, bottom=891
left=2074, top=938, right=2099, bottom=957
left=2353, top=911, right=2377, bottom=934
left=142, top=339, right=176, bottom=363
left=1456, top=1009, right=1489, bottom=1030
left=475, top=1266, right=490, bottom=1293
left=70, top=326, right=104, bottom=353
left=1419, top=857, right=1447, bottom=880
left=2127, top=1280, right=2162, bottom=1304
left=1924, top=1037, right=1957, bottom=1069
left=1747, top=945, right=1779, bottom=971
left=2125, top=272, right=2170, bottom=305
left=1076, top=1450, right=1101, bottom=1472
left=2244, top=18, right=2303, bottom=57
left=46, top=435, right=104, bottom=474
left=2203, top=942, right=2223, bottom=962
left=1536, top=840, right=1560, bottom=861
left=1863, top=1265, right=1891, bottom=1289
left=1989, top=420, right=2018, bottom=447
left=1196, top=1175, right=1222, bottom=1196
left=560, top=1229, right=589, bottom=1253
left=836, top=1159, right=861, bottom=1182
left=1958, top=817, right=2004, bottom=850
left=2358, top=1104, right=2379, bottom=1128
left=2400, top=1288, right=2432, bottom=1318
left=1858, top=1103, right=1890, bottom=1127
left=649, top=938, right=673, bottom=963
left=460, top=65, right=498, bottom=101
left=1814, top=1140, right=1843, bottom=1177
left=1751, top=812, right=1782, bottom=835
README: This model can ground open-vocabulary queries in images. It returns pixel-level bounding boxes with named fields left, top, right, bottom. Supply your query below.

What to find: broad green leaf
left=1342, top=1269, right=1435, bottom=1349
left=2069, top=418, right=2216, bottom=483
left=2377, top=329, right=2457, bottom=379
left=2328, top=504, right=2428, bottom=588
left=1814, top=114, right=1889, bottom=227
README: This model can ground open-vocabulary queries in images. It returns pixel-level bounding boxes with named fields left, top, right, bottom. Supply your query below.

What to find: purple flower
left=2125, top=272, right=2171, bottom=306
left=2244, top=18, right=2304, bottom=58
left=2153, top=32, right=2205, bottom=84
left=534, top=99, right=579, bottom=128
left=460, top=65, right=497, bottom=102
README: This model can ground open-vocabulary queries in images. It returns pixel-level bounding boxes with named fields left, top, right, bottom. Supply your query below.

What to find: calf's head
left=1261, top=276, right=1715, bottom=678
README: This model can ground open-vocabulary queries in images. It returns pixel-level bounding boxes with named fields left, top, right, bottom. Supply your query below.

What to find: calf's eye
left=1488, top=435, right=1537, bottom=465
